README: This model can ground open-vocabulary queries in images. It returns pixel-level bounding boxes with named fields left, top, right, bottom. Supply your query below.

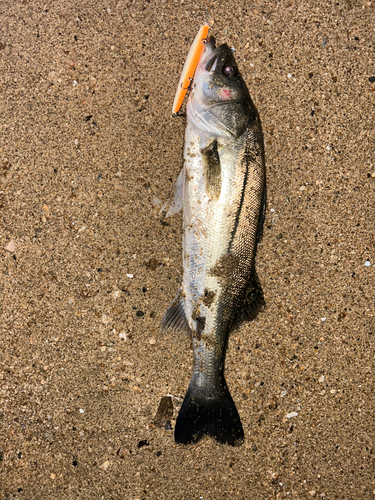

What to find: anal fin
left=161, top=290, right=192, bottom=335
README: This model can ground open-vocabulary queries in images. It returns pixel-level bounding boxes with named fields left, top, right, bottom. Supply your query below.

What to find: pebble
left=149, top=338, right=156, bottom=345
left=364, top=261, right=371, bottom=267
left=309, top=490, right=316, bottom=497
left=318, top=375, right=325, bottom=383
left=321, top=317, right=326, bottom=322
left=119, top=332, right=127, bottom=340
left=152, top=197, right=162, bottom=207
left=99, top=460, right=110, bottom=471
left=79, top=409, right=84, bottom=414
left=4, top=239, right=16, bottom=252
left=286, top=411, right=298, bottom=419
left=47, top=71, right=58, bottom=84
left=101, top=314, right=112, bottom=325
left=137, top=440, right=149, bottom=448
left=126, top=273, right=134, bottom=278
left=153, top=396, right=174, bottom=427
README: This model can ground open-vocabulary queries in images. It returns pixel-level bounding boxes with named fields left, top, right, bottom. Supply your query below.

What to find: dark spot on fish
left=209, top=253, right=239, bottom=283
left=195, top=316, right=206, bottom=340
left=202, top=289, right=216, bottom=308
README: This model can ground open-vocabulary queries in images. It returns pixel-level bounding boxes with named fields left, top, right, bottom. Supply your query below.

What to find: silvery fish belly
left=162, top=36, right=266, bottom=446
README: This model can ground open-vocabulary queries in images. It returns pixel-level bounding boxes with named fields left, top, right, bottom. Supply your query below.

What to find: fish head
left=187, top=37, right=254, bottom=139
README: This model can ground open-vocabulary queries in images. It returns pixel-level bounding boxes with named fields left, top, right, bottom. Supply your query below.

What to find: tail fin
left=175, top=381, right=244, bottom=446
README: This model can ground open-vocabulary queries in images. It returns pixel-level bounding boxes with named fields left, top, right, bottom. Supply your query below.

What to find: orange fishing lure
left=172, top=23, right=210, bottom=115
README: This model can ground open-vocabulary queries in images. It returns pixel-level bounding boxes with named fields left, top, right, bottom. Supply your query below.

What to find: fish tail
left=175, top=379, right=244, bottom=446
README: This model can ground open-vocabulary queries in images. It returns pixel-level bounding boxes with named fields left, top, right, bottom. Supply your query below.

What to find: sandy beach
left=1, top=0, right=374, bottom=498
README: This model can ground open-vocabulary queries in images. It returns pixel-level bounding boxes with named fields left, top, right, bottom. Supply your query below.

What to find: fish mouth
left=201, top=40, right=234, bottom=75
left=200, top=36, right=217, bottom=69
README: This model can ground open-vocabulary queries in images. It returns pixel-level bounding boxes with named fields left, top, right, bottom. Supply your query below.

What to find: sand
left=1, top=0, right=374, bottom=498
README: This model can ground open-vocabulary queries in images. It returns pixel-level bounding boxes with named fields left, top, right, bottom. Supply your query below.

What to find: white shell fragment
left=286, top=411, right=299, bottom=419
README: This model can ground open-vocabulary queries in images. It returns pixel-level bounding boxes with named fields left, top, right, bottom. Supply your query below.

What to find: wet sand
left=1, top=0, right=374, bottom=498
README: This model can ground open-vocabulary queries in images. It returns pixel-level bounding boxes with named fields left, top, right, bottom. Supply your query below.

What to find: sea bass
left=162, top=36, right=266, bottom=446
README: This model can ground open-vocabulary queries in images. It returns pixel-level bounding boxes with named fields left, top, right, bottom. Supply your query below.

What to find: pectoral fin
left=160, top=168, right=184, bottom=217
left=201, top=139, right=221, bottom=201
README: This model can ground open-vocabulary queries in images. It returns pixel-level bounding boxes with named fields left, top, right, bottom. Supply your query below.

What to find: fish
left=162, top=35, right=266, bottom=446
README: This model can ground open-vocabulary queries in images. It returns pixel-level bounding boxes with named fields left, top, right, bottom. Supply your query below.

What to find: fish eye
left=223, top=65, right=237, bottom=76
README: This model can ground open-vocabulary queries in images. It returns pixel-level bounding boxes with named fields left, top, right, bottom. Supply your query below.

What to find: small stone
left=47, top=71, right=58, bottom=84
left=101, top=314, right=112, bottom=325
left=136, top=310, right=144, bottom=317
left=299, top=185, right=306, bottom=191
left=119, top=332, right=127, bottom=340
left=126, top=273, right=133, bottom=278
left=50, top=473, right=56, bottom=479
left=271, top=472, right=279, bottom=483
left=146, top=258, right=159, bottom=270
left=79, top=409, right=84, bottom=414
left=318, top=375, right=325, bottom=383
left=309, top=491, right=316, bottom=497
left=251, top=443, right=258, bottom=452
left=164, top=420, right=172, bottom=430
left=137, top=440, right=149, bottom=448
left=149, top=338, right=156, bottom=345
left=286, top=411, right=298, bottom=419
left=321, top=317, right=326, bottom=322
left=153, top=396, right=174, bottom=428
left=99, top=460, right=110, bottom=471
left=368, top=76, right=375, bottom=83
left=364, top=261, right=371, bottom=267
left=4, top=240, right=16, bottom=252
